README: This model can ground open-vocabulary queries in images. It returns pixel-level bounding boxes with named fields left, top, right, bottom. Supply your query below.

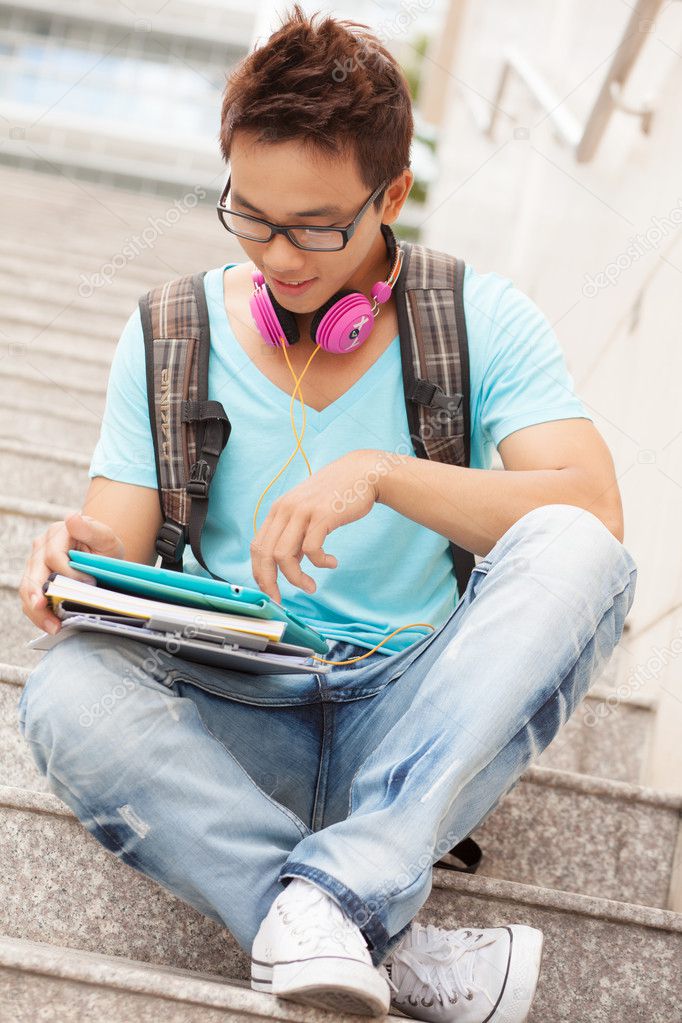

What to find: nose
left=264, top=231, right=308, bottom=275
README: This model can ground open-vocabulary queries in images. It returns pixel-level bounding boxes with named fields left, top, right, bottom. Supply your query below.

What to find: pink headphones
left=249, top=223, right=404, bottom=355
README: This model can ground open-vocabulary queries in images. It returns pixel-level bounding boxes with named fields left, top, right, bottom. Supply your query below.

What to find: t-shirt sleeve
left=479, top=280, right=593, bottom=448
left=88, top=306, right=159, bottom=488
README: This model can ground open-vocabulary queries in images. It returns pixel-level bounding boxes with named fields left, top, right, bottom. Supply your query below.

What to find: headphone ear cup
left=267, top=288, right=300, bottom=346
left=310, top=289, right=354, bottom=342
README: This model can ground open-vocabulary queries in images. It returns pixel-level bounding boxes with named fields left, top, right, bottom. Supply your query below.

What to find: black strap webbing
left=186, top=411, right=231, bottom=579
left=434, top=836, right=483, bottom=874
left=409, top=379, right=463, bottom=419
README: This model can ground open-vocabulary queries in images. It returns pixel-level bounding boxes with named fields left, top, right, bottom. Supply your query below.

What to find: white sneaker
left=251, top=877, right=391, bottom=1017
left=377, top=921, right=543, bottom=1022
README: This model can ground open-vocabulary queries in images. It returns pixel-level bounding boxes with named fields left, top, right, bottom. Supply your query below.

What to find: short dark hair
left=219, top=3, right=413, bottom=213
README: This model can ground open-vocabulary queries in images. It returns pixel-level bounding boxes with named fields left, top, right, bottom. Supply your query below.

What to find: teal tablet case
left=68, top=550, right=329, bottom=654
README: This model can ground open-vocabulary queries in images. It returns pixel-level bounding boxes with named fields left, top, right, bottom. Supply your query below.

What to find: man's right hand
left=19, top=511, right=125, bottom=635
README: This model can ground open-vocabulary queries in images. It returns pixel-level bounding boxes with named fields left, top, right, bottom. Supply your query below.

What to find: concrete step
left=0, top=250, right=163, bottom=306
left=0, top=498, right=79, bottom=582
left=471, top=764, right=681, bottom=909
left=0, top=163, right=222, bottom=220
left=0, top=340, right=111, bottom=394
left=426, top=868, right=682, bottom=1023
left=0, top=223, right=233, bottom=290
left=0, top=935, right=346, bottom=1023
left=0, top=791, right=680, bottom=1023
left=537, top=681, right=655, bottom=784
left=0, top=670, right=49, bottom=793
left=0, top=365, right=106, bottom=418
left=0, top=403, right=100, bottom=457
left=0, top=585, right=67, bottom=670
left=0, top=785, right=248, bottom=979
left=0, top=289, right=127, bottom=344
left=2, top=689, right=678, bottom=909
left=0, top=441, right=91, bottom=508
left=3, top=315, right=118, bottom=357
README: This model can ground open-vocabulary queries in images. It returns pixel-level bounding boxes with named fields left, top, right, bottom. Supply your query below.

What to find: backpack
left=139, top=236, right=484, bottom=878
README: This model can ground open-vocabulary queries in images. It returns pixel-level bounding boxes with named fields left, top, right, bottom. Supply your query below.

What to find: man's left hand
left=250, top=448, right=383, bottom=602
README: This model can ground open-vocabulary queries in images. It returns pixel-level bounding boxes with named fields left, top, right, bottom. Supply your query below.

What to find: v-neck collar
left=206, top=263, right=399, bottom=433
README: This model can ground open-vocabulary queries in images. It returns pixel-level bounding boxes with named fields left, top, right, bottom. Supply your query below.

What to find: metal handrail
left=484, top=0, right=672, bottom=162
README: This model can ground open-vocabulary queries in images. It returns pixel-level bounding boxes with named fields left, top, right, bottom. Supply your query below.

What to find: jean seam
left=311, top=701, right=333, bottom=833
left=176, top=685, right=313, bottom=840
left=169, top=669, right=317, bottom=708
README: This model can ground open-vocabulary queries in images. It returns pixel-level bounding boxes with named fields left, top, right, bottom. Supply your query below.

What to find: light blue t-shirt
left=89, top=261, right=592, bottom=655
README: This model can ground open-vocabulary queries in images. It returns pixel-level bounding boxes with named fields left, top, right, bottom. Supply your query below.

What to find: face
left=227, top=129, right=406, bottom=313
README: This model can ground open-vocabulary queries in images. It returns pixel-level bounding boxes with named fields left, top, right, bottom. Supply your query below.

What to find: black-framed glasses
left=216, top=173, right=389, bottom=252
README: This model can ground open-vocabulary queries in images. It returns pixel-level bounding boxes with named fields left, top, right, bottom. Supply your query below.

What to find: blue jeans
left=17, top=504, right=637, bottom=968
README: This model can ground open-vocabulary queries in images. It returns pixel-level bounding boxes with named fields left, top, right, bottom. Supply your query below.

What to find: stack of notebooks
left=27, top=550, right=332, bottom=674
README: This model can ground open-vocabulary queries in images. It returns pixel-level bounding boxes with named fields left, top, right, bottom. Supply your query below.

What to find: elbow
left=610, top=517, right=625, bottom=544
left=602, top=505, right=625, bottom=543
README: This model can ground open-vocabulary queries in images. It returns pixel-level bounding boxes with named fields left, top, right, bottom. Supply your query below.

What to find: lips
left=271, top=276, right=317, bottom=295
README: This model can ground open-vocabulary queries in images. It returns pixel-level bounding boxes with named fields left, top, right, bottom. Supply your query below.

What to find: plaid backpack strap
left=393, top=238, right=476, bottom=599
left=139, top=271, right=231, bottom=574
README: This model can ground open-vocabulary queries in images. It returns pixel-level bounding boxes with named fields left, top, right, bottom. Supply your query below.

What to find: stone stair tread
left=0, top=450, right=92, bottom=507
left=427, top=869, right=682, bottom=1022
left=0, top=362, right=107, bottom=403
left=1, top=865, right=680, bottom=1022
left=1, top=933, right=399, bottom=1023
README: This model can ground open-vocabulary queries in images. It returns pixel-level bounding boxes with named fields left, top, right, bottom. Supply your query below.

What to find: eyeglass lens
left=219, top=210, right=345, bottom=251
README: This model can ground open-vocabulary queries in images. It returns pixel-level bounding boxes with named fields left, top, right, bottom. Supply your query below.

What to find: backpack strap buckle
left=155, top=521, right=186, bottom=563
left=186, top=458, right=213, bottom=499
left=410, top=378, right=463, bottom=419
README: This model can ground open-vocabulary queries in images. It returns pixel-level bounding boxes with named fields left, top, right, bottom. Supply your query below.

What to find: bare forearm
left=369, top=451, right=621, bottom=557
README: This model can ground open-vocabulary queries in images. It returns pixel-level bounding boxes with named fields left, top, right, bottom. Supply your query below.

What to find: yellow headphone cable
left=252, top=337, right=435, bottom=666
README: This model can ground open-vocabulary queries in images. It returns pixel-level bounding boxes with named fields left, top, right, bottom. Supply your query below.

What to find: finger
left=66, top=511, right=124, bottom=558
left=301, top=519, right=338, bottom=570
left=24, top=528, right=96, bottom=597
left=43, top=540, right=97, bottom=587
left=20, top=537, right=59, bottom=605
left=28, top=591, right=63, bottom=635
left=272, top=513, right=316, bottom=593
left=251, top=511, right=285, bottom=601
left=19, top=554, right=62, bottom=633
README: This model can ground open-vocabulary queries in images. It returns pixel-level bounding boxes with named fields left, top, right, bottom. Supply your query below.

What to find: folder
left=28, top=612, right=330, bottom=675
left=67, top=549, right=329, bottom=654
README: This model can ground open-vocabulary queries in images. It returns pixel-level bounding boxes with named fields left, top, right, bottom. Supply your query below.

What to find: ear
left=382, top=168, right=414, bottom=224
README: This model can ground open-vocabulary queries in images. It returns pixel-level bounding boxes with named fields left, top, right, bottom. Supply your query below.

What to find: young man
left=18, top=5, right=637, bottom=1022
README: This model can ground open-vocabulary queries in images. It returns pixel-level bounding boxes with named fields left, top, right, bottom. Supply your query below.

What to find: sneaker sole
left=252, top=956, right=390, bottom=1017
left=490, top=925, right=544, bottom=1023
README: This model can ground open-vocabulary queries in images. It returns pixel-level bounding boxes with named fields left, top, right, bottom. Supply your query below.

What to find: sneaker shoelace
left=385, top=923, right=498, bottom=1008
left=277, top=887, right=366, bottom=956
